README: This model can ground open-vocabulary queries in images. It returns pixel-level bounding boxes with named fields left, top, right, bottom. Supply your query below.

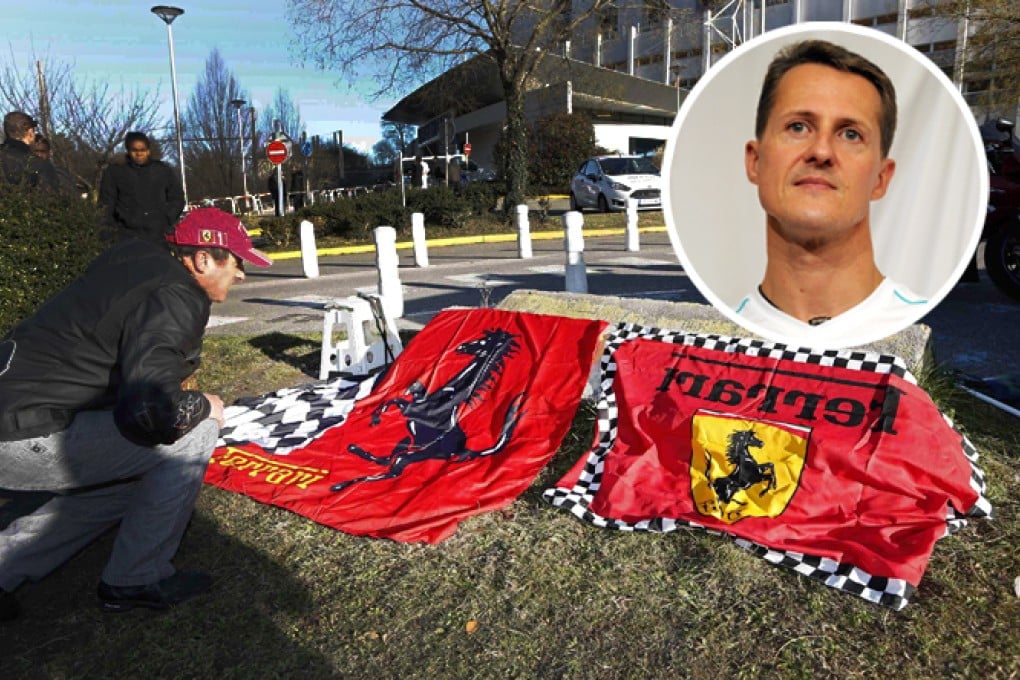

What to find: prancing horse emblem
left=708, top=428, right=776, bottom=504
left=331, top=328, right=526, bottom=492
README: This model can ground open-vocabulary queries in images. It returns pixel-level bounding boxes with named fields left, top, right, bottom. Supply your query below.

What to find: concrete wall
left=579, top=0, right=964, bottom=89
left=593, top=123, right=671, bottom=155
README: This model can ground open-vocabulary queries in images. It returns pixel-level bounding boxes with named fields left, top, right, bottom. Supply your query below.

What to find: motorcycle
left=980, top=118, right=1020, bottom=300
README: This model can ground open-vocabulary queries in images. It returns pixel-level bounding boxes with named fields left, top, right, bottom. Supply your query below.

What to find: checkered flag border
left=216, top=373, right=380, bottom=454
left=543, top=323, right=991, bottom=610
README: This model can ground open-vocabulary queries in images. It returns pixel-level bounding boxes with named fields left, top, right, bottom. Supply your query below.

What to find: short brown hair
left=754, top=40, right=897, bottom=158
left=3, top=111, right=38, bottom=141
left=30, top=135, right=51, bottom=159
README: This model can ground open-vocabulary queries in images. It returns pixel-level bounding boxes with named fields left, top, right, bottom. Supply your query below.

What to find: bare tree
left=0, top=50, right=164, bottom=197
left=912, top=0, right=1020, bottom=120
left=286, top=0, right=615, bottom=211
left=258, top=86, right=305, bottom=143
left=62, top=81, right=167, bottom=195
left=372, top=138, right=398, bottom=166
left=956, top=0, right=1019, bottom=119
left=181, top=48, right=248, bottom=200
left=372, top=120, right=417, bottom=166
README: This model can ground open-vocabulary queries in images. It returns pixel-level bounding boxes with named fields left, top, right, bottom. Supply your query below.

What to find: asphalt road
left=211, top=229, right=1019, bottom=382
left=919, top=244, right=1020, bottom=380
left=212, top=228, right=701, bottom=332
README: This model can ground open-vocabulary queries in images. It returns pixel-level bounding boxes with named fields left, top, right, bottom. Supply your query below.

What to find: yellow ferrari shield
left=690, top=410, right=809, bottom=524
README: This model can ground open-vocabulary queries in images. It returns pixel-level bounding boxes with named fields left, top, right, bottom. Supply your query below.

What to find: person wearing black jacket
left=0, top=111, right=59, bottom=190
left=99, top=131, right=185, bottom=244
left=0, top=208, right=271, bottom=621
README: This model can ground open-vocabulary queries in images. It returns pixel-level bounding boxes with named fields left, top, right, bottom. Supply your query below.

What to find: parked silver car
left=569, top=155, right=662, bottom=212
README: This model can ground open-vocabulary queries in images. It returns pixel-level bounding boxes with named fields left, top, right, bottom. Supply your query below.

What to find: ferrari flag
left=545, top=324, right=992, bottom=609
left=205, top=308, right=606, bottom=543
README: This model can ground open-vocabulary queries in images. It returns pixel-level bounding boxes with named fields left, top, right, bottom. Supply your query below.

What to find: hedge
left=0, top=185, right=104, bottom=334
left=257, top=182, right=503, bottom=248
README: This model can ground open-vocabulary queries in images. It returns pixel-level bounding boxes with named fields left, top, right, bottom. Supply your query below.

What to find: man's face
left=194, top=252, right=245, bottom=303
left=128, top=141, right=152, bottom=166
left=745, top=63, right=895, bottom=247
left=20, top=125, right=38, bottom=146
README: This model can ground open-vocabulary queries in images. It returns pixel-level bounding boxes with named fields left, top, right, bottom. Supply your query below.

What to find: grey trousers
left=0, top=410, right=218, bottom=590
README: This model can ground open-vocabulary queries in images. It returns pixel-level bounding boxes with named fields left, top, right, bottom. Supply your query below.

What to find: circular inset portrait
left=661, top=22, right=987, bottom=349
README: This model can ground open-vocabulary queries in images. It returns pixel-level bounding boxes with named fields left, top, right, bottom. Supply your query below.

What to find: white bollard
left=515, top=204, right=533, bottom=259
left=374, top=226, right=404, bottom=319
left=299, top=220, right=319, bottom=278
left=563, top=210, right=587, bottom=294
left=625, top=197, right=640, bottom=252
left=411, top=212, right=429, bottom=267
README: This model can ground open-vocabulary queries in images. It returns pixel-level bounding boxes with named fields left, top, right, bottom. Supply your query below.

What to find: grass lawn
left=2, top=330, right=1018, bottom=678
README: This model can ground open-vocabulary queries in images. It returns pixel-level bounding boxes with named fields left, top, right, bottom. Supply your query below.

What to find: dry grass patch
left=2, top=335, right=1016, bottom=679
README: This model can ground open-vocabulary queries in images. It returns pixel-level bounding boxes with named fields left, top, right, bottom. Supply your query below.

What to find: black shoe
left=0, top=588, right=20, bottom=622
left=97, top=571, right=212, bottom=613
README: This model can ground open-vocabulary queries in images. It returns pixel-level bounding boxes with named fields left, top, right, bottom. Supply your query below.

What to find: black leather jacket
left=0, top=138, right=60, bottom=190
left=0, top=239, right=212, bottom=446
left=99, top=158, right=185, bottom=243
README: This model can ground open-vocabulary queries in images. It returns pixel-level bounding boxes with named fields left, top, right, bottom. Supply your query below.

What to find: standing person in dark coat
left=291, top=170, right=305, bottom=209
left=99, top=131, right=185, bottom=245
left=30, top=134, right=80, bottom=196
left=0, top=111, right=59, bottom=190
left=268, top=172, right=286, bottom=215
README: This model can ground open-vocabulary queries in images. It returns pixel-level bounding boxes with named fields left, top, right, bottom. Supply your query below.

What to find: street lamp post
left=248, top=106, right=256, bottom=201
left=151, top=5, right=188, bottom=207
left=230, top=98, right=248, bottom=209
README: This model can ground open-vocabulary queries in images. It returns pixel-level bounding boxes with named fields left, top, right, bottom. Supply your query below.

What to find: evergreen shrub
left=527, top=112, right=599, bottom=192
left=460, top=181, right=500, bottom=215
left=265, top=184, right=501, bottom=242
left=0, top=186, right=104, bottom=334
left=407, top=185, right=471, bottom=229
left=494, top=112, right=600, bottom=194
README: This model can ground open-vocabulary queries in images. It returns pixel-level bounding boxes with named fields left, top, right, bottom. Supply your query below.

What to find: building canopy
left=383, top=52, right=680, bottom=126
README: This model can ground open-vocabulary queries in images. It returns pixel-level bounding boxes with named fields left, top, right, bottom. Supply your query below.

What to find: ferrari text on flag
left=545, top=324, right=992, bottom=609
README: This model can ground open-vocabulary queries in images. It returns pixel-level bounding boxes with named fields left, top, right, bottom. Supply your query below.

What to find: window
left=599, top=156, right=660, bottom=175
left=645, top=0, right=670, bottom=26
left=598, top=2, right=619, bottom=39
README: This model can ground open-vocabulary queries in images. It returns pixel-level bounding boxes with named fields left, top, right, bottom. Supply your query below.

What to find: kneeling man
left=0, top=208, right=271, bottom=620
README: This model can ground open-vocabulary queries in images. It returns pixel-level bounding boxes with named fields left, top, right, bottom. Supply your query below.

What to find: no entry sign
left=266, top=140, right=288, bottom=165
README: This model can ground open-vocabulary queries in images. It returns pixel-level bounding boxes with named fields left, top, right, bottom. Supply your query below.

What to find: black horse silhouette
left=708, top=428, right=776, bottom=503
left=331, top=328, right=526, bottom=492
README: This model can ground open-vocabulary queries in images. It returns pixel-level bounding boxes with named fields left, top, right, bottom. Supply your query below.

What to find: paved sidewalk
left=219, top=226, right=1018, bottom=382
left=211, top=227, right=694, bottom=337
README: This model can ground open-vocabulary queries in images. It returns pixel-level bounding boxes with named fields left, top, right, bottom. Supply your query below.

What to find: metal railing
left=186, top=184, right=396, bottom=216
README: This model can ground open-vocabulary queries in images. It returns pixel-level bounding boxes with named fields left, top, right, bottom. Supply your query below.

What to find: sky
left=3, top=1, right=399, bottom=151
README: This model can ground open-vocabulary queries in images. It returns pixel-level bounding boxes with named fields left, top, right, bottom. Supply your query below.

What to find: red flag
left=205, top=308, right=606, bottom=543
left=546, top=325, right=991, bottom=608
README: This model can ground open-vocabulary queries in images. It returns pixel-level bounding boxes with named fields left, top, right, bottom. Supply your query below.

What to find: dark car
left=979, top=118, right=1020, bottom=300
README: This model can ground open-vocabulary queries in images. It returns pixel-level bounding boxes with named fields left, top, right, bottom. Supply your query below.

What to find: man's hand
left=204, top=393, right=225, bottom=428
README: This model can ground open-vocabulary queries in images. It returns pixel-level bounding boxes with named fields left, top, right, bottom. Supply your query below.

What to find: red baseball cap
left=168, top=208, right=272, bottom=267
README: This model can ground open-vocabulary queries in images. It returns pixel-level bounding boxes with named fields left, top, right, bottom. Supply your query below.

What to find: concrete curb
left=266, top=226, right=668, bottom=261
left=496, top=289, right=934, bottom=376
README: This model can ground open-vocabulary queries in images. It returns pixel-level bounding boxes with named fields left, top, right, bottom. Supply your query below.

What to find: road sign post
left=275, top=165, right=284, bottom=216
left=266, top=140, right=288, bottom=165
left=267, top=140, right=288, bottom=216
